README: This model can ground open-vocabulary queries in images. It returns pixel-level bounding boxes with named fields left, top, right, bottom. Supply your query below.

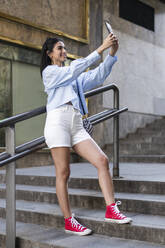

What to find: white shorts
left=44, top=104, right=92, bottom=148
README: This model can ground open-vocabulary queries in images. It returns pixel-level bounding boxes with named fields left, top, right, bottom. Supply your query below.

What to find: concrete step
left=137, top=129, right=165, bottom=135
left=126, top=133, right=165, bottom=141
left=0, top=148, right=80, bottom=169
left=105, top=116, right=165, bottom=162
left=0, top=200, right=165, bottom=244
left=1, top=218, right=164, bottom=248
left=120, top=155, right=165, bottom=163
left=1, top=164, right=165, bottom=194
left=118, top=143, right=165, bottom=155
left=147, top=119, right=165, bottom=127
left=1, top=172, right=165, bottom=194
left=1, top=184, right=165, bottom=216
left=140, top=125, right=165, bottom=131
left=107, top=143, right=165, bottom=155
left=106, top=142, right=165, bottom=154
left=120, top=137, right=165, bottom=145
left=144, top=126, right=165, bottom=131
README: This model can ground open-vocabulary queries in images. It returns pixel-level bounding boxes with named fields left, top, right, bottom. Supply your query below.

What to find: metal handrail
left=0, top=82, right=122, bottom=176
left=0, top=136, right=45, bottom=162
left=0, top=106, right=46, bottom=128
left=91, top=107, right=128, bottom=125
left=0, top=83, right=127, bottom=248
left=0, top=107, right=127, bottom=167
left=0, top=84, right=118, bottom=128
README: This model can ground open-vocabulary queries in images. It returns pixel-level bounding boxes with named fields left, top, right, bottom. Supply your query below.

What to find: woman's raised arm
left=42, top=51, right=100, bottom=92
left=42, top=33, right=118, bottom=92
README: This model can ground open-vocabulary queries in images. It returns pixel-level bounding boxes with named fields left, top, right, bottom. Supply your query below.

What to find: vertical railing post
left=5, top=125, right=16, bottom=248
left=113, top=87, right=120, bottom=177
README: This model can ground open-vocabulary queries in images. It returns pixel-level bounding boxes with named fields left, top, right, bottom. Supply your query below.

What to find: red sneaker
left=105, top=201, right=132, bottom=224
left=65, top=214, right=92, bottom=236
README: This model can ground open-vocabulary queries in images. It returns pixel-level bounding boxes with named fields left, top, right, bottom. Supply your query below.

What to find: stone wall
left=0, top=0, right=87, bottom=39
left=0, top=0, right=103, bottom=147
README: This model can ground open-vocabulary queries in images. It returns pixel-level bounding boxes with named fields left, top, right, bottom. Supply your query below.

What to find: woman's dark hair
left=40, top=37, right=63, bottom=77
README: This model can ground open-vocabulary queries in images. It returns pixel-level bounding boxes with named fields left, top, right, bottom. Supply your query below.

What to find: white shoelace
left=112, top=201, right=126, bottom=218
left=70, top=214, right=85, bottom=231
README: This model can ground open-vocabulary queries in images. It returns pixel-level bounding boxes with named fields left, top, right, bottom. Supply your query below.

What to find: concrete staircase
left=105, top=117, right=165, bottom=163
left=0, top=163, right=165, bottom=247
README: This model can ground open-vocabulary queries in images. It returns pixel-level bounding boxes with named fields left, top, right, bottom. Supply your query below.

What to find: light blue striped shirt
left=42, top=50, right=117, bottom=115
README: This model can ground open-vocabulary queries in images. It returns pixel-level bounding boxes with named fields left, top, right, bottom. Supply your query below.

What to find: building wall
left=102, top=0, right=165, bottom=144
left=0, top=0, right=103, bottom=146
left=0, top=0, right=164, bottom=149
left=12, top=60, right=47, bottom=145
left=0, top=43, right=45, bottom=146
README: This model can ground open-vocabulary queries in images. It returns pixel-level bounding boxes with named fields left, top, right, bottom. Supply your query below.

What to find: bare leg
left=73, top=139, right=115, bottom=206
left=51, top=147, right=72, bottom=218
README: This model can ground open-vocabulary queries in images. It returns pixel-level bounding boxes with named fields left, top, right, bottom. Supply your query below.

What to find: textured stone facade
left=0, top=0, right=103, bottom=147
left=0, top=0, right=164, bottom=150
left=0, top=0, right=87, bottom=39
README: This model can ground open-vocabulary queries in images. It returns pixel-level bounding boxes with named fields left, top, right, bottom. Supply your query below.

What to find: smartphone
left=104, top=20, right=113, bottom=34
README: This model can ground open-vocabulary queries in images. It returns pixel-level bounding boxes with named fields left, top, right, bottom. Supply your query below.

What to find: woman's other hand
left=97, top=33, right=119, bottom=56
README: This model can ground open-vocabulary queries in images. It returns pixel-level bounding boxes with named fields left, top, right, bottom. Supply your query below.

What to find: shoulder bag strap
left=76, top=81, right=86, bottom=115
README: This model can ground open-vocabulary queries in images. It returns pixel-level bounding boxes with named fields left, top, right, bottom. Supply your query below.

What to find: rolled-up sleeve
left=42, top=51, right=101, bottom=92
left=78, top=55, right=117, bottom=92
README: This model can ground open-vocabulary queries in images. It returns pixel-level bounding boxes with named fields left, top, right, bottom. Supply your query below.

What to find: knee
left=56, top=168, right=70, bottom=182
left=97, top=154, right=109, bottom=171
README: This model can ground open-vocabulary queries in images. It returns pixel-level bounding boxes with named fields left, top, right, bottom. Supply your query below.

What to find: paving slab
left=1, top=200, right=165, bottom=244
left=1, top=162, right=164, bottom=181
left=0, top=183, right=165, bottom=201
left=1, top=184, right=165, bottom=215
left=1, top=218, right=165, bottom=248
left=1, top=183, right=165, bottom=205
left=0, top=199, right=165, bottom=229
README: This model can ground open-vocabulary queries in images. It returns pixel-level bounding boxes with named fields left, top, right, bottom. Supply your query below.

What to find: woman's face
left=49, top=41, right=67, bottom=66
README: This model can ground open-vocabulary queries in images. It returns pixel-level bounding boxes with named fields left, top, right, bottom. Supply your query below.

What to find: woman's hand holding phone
left=97, top=33, right=119, bottom=56
left=97, top=21, right=119, bottom=56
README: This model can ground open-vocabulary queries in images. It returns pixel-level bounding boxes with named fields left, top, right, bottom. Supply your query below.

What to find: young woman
left=40, top=34, right=132, bottom=236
